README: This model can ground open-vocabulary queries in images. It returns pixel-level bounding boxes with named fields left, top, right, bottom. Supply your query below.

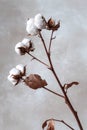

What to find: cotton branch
left=39, top=29, right=83, bottom=130
left=8, top=13, right=84, bottom=130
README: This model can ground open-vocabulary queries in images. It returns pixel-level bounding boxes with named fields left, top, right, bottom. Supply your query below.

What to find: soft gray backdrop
left=0, top=0, right=87, bottom=130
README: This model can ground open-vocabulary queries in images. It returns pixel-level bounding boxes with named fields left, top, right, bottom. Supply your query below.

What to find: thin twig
left=27, top=52, right=49, bottom=68
left=43, top=87, right=64, bottom=99
left=48, top=30, right=54, bottom=54
left=45, top=118, right=75, bottom=130
left=39, top=32, right=49, bottom=60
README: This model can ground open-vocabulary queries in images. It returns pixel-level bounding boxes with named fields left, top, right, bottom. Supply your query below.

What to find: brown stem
left=39, top=32, right=49, bottom=61
left=39, top=32, right=83, bottom=130
left=27, top=52, right=49, bottom=68
left=46, top=118, right=75, bottom=130
left=48, top=30, right=54, bottom=54
left=43, top=86, right=64, bottom=99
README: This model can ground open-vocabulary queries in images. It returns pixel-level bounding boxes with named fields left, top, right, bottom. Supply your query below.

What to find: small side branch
left=43, top=87, right=64, bottom=99
left=42, top=118, right=75, bottom=130
left=39, top=31, right=83, bottom=130
left=27, top=52, right=49, bottom=68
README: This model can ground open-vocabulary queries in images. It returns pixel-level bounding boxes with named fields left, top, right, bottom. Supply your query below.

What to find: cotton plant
left=7, top=13, right=84, bottom=130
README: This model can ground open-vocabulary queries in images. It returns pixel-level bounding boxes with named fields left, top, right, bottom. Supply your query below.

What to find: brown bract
left=47, top=18, right=60, bottom=31
left=47, top=120, right=55, bottom=130
left=12, top=75, right=21, bottom=85
left=20, top=66, right=26, bottom=76
left=18, top=47, right=26, bottom=55
left=28, top=41, right=35, bottom=52
left=64, top=81, right=79, bottom=92
left=24, top=74, right=47, bottom=89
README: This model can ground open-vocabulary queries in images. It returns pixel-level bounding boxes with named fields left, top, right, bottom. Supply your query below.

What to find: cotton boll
left=15, top=42, right=26, bottom=55
left=22, top=38, right=30, bottom=47
left=22, top=38, right=34, bottom=52
left=7, top=75, right=18, bottom=85
left=34, top=13, right=47, bottom=29
left=16, top=64, right=26, bottom=76
left=26, top=18, right=39, bottom=35
left=9, top=68, right=21, bottom=76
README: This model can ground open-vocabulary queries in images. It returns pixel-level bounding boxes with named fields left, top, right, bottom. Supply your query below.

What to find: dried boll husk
left=47, top=120, right=55, bottom=130
left=25, top=74, right=47, bottom=89
left=47, top=18, right=60, bottom=31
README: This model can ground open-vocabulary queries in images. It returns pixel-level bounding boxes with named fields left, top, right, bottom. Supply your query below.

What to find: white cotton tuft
left=21, top=38, right=30, bottom=47
left=15, top=42, right=25, bottom=55
left=7, top=75, right=18, bottom=85
left=16, top=64, right=25, bottom=75
left=26, top=18, right=39, bottom=35
left=9, top=68, right=21, bottom=76
left=34, top=13, right=46, bottom=29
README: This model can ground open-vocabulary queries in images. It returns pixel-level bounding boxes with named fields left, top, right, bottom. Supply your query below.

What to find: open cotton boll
left=7, top=75, right=18, bottom=85
left=16, top=64, right=25, bottom=76
left=26, top=18, right=39, bottom=35
left=15, top=42, right=26, bottom=55
left=22, top=38, right=30, bottom=47
left=34, top=13, right=47, bottom=29
left=9, top=68, right=21, bottom=76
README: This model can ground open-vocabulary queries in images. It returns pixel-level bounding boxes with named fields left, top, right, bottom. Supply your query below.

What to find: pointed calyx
left=63, top=81, right=79, bottom=92
left=42, top=121, right=47, bottom=129
left=24, top=74, right=47, bottom=89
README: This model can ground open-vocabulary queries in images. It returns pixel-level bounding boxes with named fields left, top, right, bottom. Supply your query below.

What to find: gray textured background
left=0, top=0, right=87, bottom=130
